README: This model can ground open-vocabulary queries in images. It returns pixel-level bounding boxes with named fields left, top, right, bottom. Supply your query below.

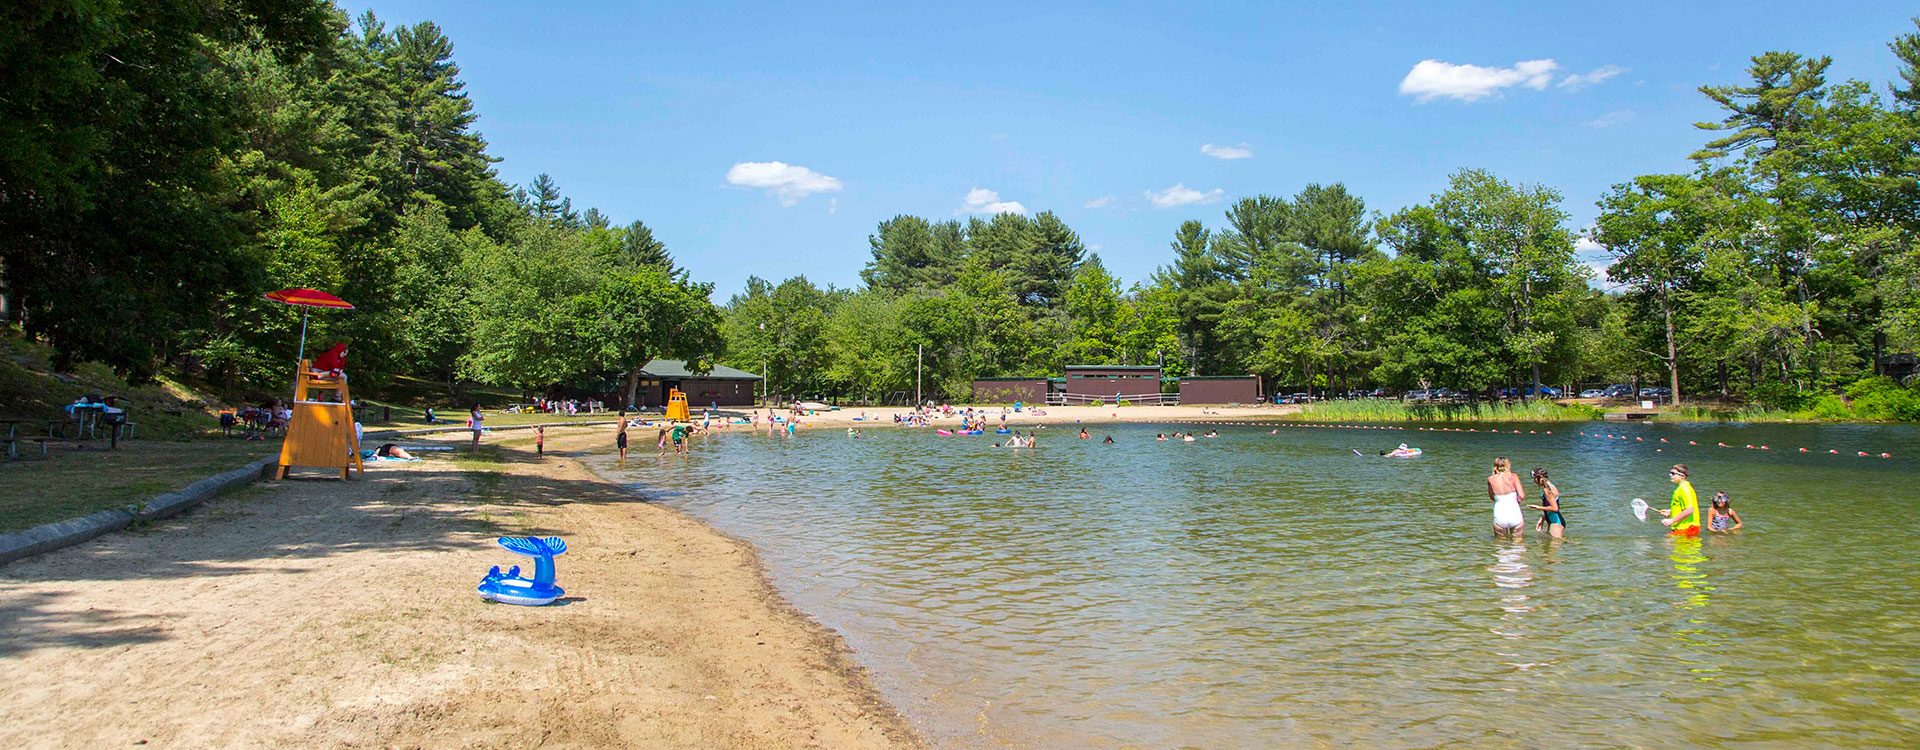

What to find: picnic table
left=1, top=418, right=65, bottom=458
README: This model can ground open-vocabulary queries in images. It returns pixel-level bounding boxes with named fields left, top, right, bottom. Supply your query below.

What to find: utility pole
left=915, top=344, right=923, bottom=408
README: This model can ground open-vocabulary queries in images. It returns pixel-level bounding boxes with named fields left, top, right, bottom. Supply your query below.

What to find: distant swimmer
left=1707, top=492, right=1743, bottom=532
left=1183, top=434, right=1196, bottom=442
left=1529, top=467, right=1565, bottom=539
left=1102, top=435, right=1114, bottom=444
left=1487, top=457, right=1526, bottom=540
left=1156, top=433, right=1168, bottom=441
left=1079, top=427, right=1091, bottom=439
left=1204, top=429, right=1218, bottom=437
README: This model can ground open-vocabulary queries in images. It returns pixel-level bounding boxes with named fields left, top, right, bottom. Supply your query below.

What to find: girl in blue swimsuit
left=1529, top=467, right=1566, bottom=539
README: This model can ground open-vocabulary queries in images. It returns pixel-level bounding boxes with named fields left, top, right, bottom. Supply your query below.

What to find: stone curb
left=0, top=455, right=278, bottom=567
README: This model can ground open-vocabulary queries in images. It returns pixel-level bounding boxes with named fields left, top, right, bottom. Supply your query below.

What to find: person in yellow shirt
left=1655, top=464, right=1700, bottom=536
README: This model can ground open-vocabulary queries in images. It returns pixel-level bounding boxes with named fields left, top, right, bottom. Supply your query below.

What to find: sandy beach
left=0, top=427, right=920, bottom=749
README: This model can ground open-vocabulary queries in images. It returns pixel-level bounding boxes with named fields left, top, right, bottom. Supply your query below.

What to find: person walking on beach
left=1655, top=464, right=1700, bottom=536
left=1487, top=457, right=1526, bottom=540
left=535, top=425, right=545, bottom=456
left=1529, top=467, right=1565, bottom=538
left=615, top=413, right=629, bottom=460
left=469, top=404, right=484, bottom=449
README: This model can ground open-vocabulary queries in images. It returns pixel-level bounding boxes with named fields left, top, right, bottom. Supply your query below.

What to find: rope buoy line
left=1089, top=417, right=1893, bottom=458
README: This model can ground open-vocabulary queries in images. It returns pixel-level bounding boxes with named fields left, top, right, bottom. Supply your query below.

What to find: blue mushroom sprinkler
left=478, top=536, right=566, bottom=606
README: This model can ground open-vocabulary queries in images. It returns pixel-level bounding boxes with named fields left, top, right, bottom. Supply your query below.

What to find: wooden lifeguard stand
left=664, top=388, right=691, bottom=422
left=278, top=359, right=363, bottom=479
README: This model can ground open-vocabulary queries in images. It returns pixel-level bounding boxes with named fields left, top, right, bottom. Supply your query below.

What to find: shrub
left=1847, top=377, right=1920, bottom=421
left=1117, top=399, right=1131, bottom=407
left=1795, top=394, right=1854, bottom=421
left=1744, top=382, right=1811, bottom=411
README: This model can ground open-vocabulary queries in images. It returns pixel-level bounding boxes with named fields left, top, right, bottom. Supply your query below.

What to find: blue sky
left=340, top=0, right=1915, bottom=297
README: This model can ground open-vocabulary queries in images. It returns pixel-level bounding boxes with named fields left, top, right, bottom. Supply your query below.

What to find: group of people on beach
left=1485, top=458, right=1743, bottom=540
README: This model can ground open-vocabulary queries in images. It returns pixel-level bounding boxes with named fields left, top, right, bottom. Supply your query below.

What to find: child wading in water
left=1529, top=467, right=1566, bottom=538
left=1707, top=492, right=1743, bottom=532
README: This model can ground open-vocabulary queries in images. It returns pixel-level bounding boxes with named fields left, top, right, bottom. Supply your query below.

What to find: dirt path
left=0, top=428, right=920, bottom=749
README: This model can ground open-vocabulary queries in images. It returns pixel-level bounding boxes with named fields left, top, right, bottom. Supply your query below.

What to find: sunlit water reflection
left=594, top=421, right=1920, bottom=748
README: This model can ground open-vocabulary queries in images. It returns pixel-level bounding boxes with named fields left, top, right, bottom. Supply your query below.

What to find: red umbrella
left=263, top=288, right=355, bottom=368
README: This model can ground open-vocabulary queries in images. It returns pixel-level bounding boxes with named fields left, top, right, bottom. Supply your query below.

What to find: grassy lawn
left=0, top=440, right=274, bottom=533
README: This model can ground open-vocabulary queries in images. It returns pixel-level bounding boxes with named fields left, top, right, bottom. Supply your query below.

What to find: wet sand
left=0, top=427, right=920, bottom=749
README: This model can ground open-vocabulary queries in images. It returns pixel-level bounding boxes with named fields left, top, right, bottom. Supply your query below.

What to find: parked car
left=1404, top=389, right=1433, bottom=403
left=1603, top=384, right=1635, bottom=398
left=1639, top=386, right=1672, bottom=399
left=1367, top=387, right=1394, bottom=398
left=1521, top=385, right=1562, bottom=398
left=1579, top=388, right=1606, bottom=399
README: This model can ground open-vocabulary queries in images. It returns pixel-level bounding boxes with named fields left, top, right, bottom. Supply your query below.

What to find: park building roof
left=639, top=359, right=762, bottom=380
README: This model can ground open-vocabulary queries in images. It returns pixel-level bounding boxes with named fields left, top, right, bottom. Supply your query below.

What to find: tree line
left=1, top=1, right=719, bottom=407
left=723, top=21, right=1920, bottom=414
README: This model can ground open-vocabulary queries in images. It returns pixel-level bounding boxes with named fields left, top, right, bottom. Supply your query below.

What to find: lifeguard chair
left=664, top=388, right=690, bottom=422
left=278, top=359, right=363, bottom=479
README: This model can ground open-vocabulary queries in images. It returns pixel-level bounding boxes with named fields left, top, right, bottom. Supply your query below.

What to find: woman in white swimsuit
left=1487, top=456, right=1526, bottom=539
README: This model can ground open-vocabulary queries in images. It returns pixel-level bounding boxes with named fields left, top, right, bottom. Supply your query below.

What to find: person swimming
left=1487, top=457, right=1526, bottom=539
left=1102, top=435, right=1114, bottom=444
left=1707, top=491, right=1742, bottom=532
left=1204, top=429, right=1218, bottom=437
left=1156, top=433, right=1168, bottom=441
left=1529, top=467, right=1565, bottom=538
left=1078, top=427, right=1090, bottom=439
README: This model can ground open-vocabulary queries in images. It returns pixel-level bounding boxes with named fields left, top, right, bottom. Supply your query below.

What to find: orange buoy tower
left=665, top=388, right=691, bottom=422
left=278, top=359, right=363, bottom=479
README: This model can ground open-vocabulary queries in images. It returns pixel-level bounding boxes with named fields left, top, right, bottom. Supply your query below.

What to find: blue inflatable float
left=478, top=536, right=566, bottom=606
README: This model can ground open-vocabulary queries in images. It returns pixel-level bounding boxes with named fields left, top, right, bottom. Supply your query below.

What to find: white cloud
left=1398, top=58, right=1559, bottom=102
left=958, top=188, right=1027, bottom=215
left=1146, top=183, right=1225, bottom=210
left=1585, top=259, right=1613, bottom=285
left=1559, top=65, right=1627, bottom=91
left=1586, top=110, right=1634, bottom=128
left=1084, top=195, right=1115, bottom=209
left=725, top=161, right=843, bottom=206
left=1089, top=244, right=1103, bottom=251
left=828, top=197, right=838, bottom=214
left=1575, top=236, right=1605, bottom=254
left=1200, top=143, right=1253, bottom=160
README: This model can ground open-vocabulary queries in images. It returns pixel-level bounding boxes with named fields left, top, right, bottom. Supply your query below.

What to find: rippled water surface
left=596, top=421, right=1920, bottom=748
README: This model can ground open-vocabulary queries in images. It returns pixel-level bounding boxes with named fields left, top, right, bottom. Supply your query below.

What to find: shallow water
left=597, top=420, right=1920, bottom=748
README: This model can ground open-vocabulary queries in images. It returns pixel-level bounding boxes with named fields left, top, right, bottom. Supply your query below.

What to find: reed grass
left=1283, top=399, right=1602, bottom=423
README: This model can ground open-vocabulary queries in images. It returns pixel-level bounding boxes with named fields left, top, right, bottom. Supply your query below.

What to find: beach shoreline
left=0, top=426, right=922, bottom=749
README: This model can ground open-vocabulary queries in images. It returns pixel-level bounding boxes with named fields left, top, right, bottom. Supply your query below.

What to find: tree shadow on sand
left=0, top=443, right=649, bottom=657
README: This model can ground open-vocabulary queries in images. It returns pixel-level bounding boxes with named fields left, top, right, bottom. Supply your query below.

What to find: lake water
left=596, top=420, right=1920, bottom=748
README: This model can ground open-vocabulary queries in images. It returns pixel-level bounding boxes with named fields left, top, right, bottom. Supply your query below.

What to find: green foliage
left=1286, top=399, right=1600, bottom=423
left=1744, top=382, right=1812, bottom=411
left=1845, top=377, right=1920, bottom=420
